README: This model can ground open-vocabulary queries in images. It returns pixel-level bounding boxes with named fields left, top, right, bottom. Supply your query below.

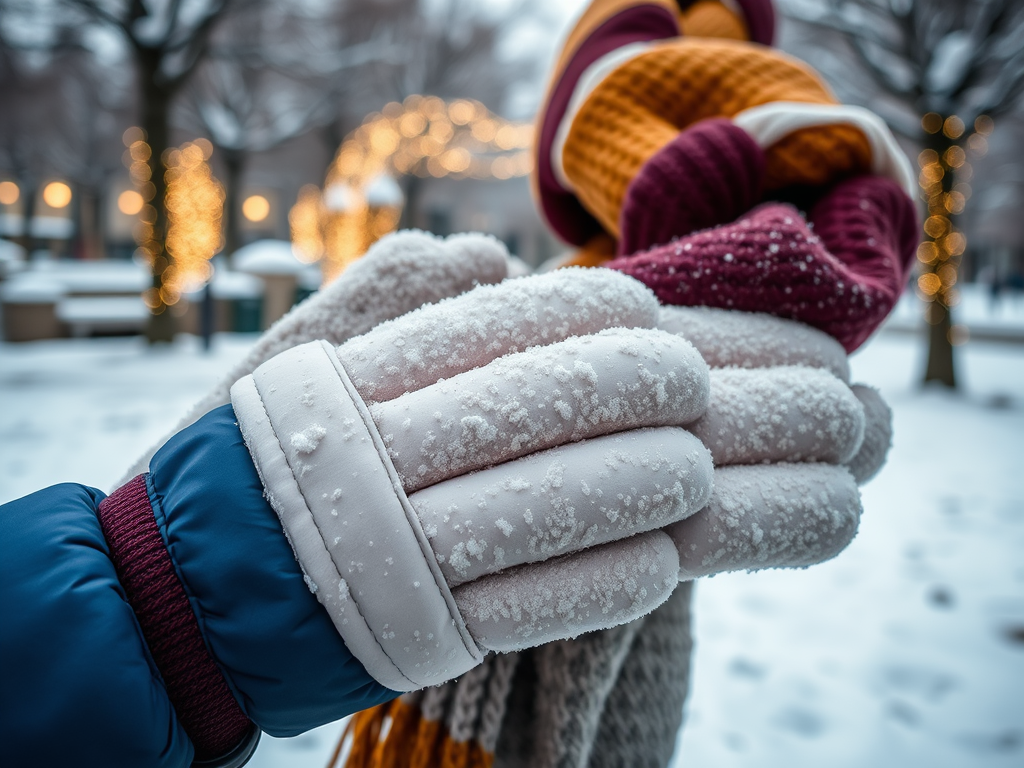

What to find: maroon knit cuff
left=98, top=475, right=254, bottom=762
left=619, top=118, right=765, bottom=255
left=608, top=174, right=916, bottom=352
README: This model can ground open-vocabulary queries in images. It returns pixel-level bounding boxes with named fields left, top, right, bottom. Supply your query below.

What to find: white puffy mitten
left=120, top=231, right=509, bottom=484
left=230, top=269, right=716, bottom=691
left=656, top=306, right=893, bottom=580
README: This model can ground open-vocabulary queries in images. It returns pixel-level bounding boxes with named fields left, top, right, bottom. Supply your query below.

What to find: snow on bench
left=57, top=297, right=148, bottom=337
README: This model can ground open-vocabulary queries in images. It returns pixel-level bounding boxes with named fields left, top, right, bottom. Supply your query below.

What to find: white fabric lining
left=732, top=101, right=917, bottom=199
left=229, top=373, right=412, bottom=689
left=231, top=341, right=481, bottom=691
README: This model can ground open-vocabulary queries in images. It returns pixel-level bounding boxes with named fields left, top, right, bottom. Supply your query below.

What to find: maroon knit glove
left=618, top=118, right=766, bottom=256
left=607, top=174, right=919, bottom=352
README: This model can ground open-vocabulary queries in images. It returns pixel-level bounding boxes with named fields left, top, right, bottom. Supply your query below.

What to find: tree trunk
left=923, top=301, right=956, bottom=386
left=920, top=129, right=958, bottom=388
left=399, top=173, right=421, bottom=230
left=221, top=146, right=245, bottom=264
left=77, top=187, right=102, bottom=260
left=16, top=179, right=37, bottom=256
left=138, top=50, right=177, bottom=343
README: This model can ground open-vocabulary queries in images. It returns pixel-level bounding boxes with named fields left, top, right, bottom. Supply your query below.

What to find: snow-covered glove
left=655, top=306, right=892, bottom=580
left=119, top=230, right=509, bottom=484
left=4, top=264, right=724, bottom=768
left=230, top=267, right=716, bottom=686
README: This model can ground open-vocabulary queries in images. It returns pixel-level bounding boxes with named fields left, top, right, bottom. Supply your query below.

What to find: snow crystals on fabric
left=689, top=366, right=866, bottom=466
left=657, top=305, right=850, bottom=381
left=370, top=327, right=710, bottom=493
left=453, top=531, right=679, bottom=652
left=338, top=268, right=660, bottom=405
left=668, top=463, right=862, bottom=580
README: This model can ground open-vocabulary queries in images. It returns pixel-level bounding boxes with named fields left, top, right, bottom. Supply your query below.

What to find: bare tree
left=60, top=45, right=135, bottom=260
left=780, top=0, right=1024, bottom=388
left=57, top=0, right=255, bottom=341
left=180, top=4, right=392, bottom=260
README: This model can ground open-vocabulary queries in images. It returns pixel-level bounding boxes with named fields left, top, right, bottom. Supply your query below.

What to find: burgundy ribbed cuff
left=608, top=175, right=918, bottom=352
left=98, top=475, right=254, bottom=762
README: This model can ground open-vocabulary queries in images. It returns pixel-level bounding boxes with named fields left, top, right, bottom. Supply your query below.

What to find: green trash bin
left=232, top=296, right=263, bottom=333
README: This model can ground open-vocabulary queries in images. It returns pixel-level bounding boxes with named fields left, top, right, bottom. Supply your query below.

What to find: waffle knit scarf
left=340, top=584, right=693, bottom=768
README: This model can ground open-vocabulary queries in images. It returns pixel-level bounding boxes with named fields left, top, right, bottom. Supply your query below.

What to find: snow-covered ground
left=0, top=327, right=1021, bottom=767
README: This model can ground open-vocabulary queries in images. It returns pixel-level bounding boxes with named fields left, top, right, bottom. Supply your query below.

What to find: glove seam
left=323, top=341, right=482, bottom=667
left=241, top=373, right=421, bottom=690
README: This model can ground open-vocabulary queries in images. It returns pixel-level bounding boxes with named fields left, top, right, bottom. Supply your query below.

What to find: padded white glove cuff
left=231, top=340, right=483, bottom=692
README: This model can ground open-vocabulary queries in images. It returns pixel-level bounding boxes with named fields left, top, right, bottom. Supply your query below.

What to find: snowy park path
left=0, top=330, right=1021, bottom=768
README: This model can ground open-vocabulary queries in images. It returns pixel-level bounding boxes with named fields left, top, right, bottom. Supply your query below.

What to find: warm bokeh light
left=122, top=137, right=160, bottom=272
left=118, top=190, right=144, bottom=216
left=921, top=112, right=942, bottom=134
left=289, top=185, right=325, bottom=264
left=915, top=114, right=991, bottom=326
left=193, top=138, right=214, bottom=160
left=42, top=181, right=72, bottom=209
left=917, top=272, right=941, bottom=295
left=242, top=194, right=270, bottom=222
left=297, top=96, right=535, bottom=280
left=163, top=141, right=225, bottom=302
left=122, top=126, right=145, bottom=146
left=942, top=115, right=965, bottom=139
left=0, top=181, right=19, bottom=206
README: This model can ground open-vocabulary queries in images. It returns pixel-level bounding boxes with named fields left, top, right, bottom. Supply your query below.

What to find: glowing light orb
left=0, top=181, right=19, bottom=206
left=118, top=190, right=144, bottom=216
left=242, top=194, right=271, bottom=222
left=43, top=181, right=72, bottom=209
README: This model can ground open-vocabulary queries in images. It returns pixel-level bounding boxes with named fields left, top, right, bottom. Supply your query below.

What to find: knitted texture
left=587, top=581, right=693, bottom=768
left=561, top=38, right=872, bottom=239
left=532, top=0, right=682, bottom=246
left=336, top=585, right=693, bottom=768
left=678, top=0, right=749, bottom=40
left=97, top=475, right=252, bottom=761
left=619, top=118, right=766, bottom=255
left=607, top=174, right=919, bottom=352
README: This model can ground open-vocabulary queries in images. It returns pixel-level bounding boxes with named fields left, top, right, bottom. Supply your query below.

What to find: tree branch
left=59, top=0, right=130, bottom=37
left=165, top=0, right=233, bottom=90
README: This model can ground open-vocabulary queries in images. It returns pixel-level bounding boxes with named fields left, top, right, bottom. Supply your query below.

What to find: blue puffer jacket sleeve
left=0, top=404, right=397, bottom=768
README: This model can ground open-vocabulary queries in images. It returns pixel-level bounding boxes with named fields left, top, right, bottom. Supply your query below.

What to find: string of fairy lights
left=290, top=95, right=534, bottom=279
left=163, top=141, right=225, bottom=301
left=916, top=112, right=993, bottom=340
left=121, top=130, right=224, bottom=309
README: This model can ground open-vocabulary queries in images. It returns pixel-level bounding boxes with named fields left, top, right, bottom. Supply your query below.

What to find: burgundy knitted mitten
left=607, top=175, right=919, bottom=352
left=618, top=118, right=766, bottom=256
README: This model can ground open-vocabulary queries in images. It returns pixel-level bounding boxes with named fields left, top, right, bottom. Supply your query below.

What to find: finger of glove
left=667, top=463, right=861, bottom=580
left=658, top=305, right=849, bottom=381
left=453, top=529, right=680, bottom=653
left=116, top=231, right=507, bottom=488
left=844, top=384, right=892, bottom=484
left=689, top=366, right=865, bottom=466
left=339, top=268, right=660, bottom=404
left=371, top=328, right=711, bottom=492
left=409, top=427, right=714, bottom=586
